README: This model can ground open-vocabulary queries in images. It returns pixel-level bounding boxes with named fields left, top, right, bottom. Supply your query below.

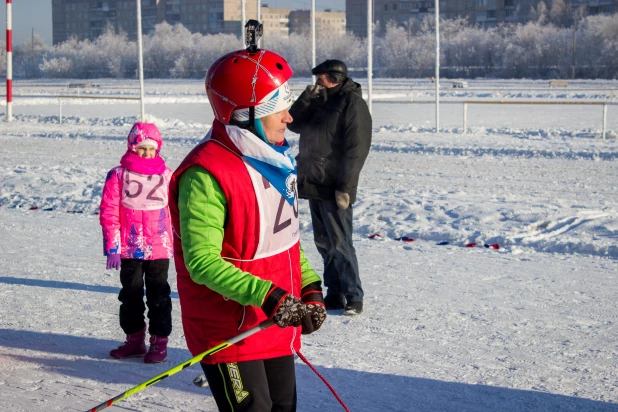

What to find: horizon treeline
left=1, top=11, right=617, bottom=80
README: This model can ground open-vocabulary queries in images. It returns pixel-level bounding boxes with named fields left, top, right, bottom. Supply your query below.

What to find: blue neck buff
left=242, top=119, right=269, bottom=144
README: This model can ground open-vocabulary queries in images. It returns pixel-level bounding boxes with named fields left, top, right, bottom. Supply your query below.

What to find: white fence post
left=602, top=103, right=607, bottom=140
left=137, top=0, right=146, bottom=121
left=463, top=102, right=467, bottom=134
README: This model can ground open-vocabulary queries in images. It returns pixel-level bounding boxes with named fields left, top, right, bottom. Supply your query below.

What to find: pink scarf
left=120, top=151, right=166, bottom=175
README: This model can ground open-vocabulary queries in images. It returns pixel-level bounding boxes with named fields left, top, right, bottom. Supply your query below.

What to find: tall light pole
left=6, top=0, right=12, bottom=122
left=367, top=0, right=373, bottom=114
left=311, top=0, right=316, bottom=83
left=434, top=0, right=440, bottom=132
left=572, top=10, right=577, bottom=80
left=257, top=0, right=261, bottom=46
left=136, top=0, right=145, bottom=121
left=241, top=0, right=246, bottom=45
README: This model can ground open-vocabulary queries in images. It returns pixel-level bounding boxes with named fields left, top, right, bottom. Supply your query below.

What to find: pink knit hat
left=127, top=123, right=162, bottom=153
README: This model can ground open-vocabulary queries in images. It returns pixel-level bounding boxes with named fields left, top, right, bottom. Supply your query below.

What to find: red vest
left=169, top=121, right=302, bottom=364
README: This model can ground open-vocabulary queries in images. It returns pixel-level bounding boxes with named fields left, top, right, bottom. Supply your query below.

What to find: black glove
left=300, top=282, right=327, bottom=335
left=304, top=84, right=326, bottom=100
left=262, top=285, right=307, bottom=328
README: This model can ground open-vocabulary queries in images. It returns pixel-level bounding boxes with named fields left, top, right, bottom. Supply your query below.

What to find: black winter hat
left=311, top=59, right=348, bottom=84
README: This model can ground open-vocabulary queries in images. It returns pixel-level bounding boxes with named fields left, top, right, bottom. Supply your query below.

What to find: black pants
left=201, top=355, right=296, bottom=412
left=118, top=258, right=172, bottom=337
left=309, top=199, right=363, bottom=303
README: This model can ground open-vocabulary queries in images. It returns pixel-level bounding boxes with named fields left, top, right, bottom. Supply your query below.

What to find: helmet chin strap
left=248, top=106, right=263, bottom=140
left=230, top=106, right=269, bottom=144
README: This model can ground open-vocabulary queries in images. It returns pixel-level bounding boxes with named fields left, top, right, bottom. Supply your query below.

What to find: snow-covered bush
left=19, top=13, right=618, bottom=79
left=39, top=57, right=72, bottom=78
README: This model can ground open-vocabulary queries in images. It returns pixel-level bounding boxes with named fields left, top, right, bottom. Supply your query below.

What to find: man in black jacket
left=288, top=59, right=372, bottom=316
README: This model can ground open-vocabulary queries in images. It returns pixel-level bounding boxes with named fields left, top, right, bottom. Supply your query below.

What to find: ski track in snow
left=1, top=80, right=617, bottom=411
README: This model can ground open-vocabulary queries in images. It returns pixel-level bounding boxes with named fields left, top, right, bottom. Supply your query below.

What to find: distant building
left=177, top=0, right=260, bottom=35
left=52, top=0, right=260, bottom=45
left=345, top=0, right=368, bottom=37
left=52, top=0, right=165, bottom=44
left=260, top=5, right=291, bottom=37
left=288, top=10, right=346, bottom=35
left=346, top=0, right=618, bottom=37
left=116, top=0, right=166, bottom=37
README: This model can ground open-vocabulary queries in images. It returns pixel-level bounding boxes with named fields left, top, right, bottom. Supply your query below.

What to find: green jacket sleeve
left=178, top=166, right=273, bottom=307
left=300, top=246, right=321, bottom=288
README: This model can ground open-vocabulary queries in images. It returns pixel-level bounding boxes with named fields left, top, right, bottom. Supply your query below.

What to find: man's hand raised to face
left=304, top=84, right=325, bottom=100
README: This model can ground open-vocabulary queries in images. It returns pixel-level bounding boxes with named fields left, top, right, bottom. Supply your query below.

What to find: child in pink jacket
left=99, top=122, right=173, bottom=363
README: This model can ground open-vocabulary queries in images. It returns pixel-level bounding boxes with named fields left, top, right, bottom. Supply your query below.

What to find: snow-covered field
left=1, top=79, right=617, bottom=411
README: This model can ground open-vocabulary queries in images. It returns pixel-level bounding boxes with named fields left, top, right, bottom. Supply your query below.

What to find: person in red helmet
left=168, top=25, right=326, bottom=412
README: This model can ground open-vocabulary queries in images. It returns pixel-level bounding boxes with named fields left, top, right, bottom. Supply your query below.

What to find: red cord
left=296, top=350, right=350, bottom=412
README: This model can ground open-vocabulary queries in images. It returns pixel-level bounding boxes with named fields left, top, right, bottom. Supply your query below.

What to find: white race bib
left=246, top=163, right=300, bottom=259
left=121, top=170, right=168, bottom=211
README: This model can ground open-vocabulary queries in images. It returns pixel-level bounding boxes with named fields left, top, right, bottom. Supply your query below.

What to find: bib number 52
left=122, top=171, right=168, bottom=210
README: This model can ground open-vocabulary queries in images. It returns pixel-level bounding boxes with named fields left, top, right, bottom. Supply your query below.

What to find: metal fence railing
left=379, top=100, right=614, bottom=139
left=287, top=85, right=618, bottom=103
left=57, top=95, right=141, bottom=124
left=1, top=92, right=615, bottom=139
left=0, top=94, right=142, bottom=124
left=462, top=100, right=613, bottom=139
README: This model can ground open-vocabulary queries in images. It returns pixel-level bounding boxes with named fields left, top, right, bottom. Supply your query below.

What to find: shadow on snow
left=0, top=276, right=179, bottom=299
left=0, top=329, right=616, bottom=412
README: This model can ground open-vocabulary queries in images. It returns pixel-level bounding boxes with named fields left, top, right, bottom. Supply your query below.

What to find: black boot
left=343, top=301, right=363, bottom=316
left=324, top=294, right=346, bottom=310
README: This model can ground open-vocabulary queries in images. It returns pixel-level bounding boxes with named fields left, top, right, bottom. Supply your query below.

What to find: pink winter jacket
left=99, top=123, right=174, bottom=260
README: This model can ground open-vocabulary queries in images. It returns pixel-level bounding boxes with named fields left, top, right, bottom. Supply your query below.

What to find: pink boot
left=110, top=326, right=147, bottom=359
left=144, top=335, right=168, bottom=363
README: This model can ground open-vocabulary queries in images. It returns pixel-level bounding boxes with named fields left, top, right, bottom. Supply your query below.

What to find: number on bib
left=248, top=170, right=300, bottom=259
left=121, top=170, right=168, bottom=210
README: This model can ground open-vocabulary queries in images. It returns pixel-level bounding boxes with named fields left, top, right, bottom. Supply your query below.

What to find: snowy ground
left=1, top=79, right=617, bottom=411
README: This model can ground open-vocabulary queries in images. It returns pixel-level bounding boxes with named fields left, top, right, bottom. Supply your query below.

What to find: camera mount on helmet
left=245, top=20, right=263, bottom=53
left=205, top=20, right=292, bottom=124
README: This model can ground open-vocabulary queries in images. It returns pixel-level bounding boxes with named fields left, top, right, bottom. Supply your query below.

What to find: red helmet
left=205, top=49, right=293, bottom=124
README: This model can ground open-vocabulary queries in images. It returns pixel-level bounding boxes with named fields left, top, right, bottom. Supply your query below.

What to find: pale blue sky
left=0, top=0, right=53, bottom=45
left=0, top=0, right=345, bottom=46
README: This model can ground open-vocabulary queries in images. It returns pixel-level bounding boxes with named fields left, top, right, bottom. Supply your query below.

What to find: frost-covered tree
left=39, top=57, right=72, bottom=78
left=576, top=14, right=618, bottom=78
left=375, top=22, right=416, bottom=76
left=14, top=33, right=48, bottom=78
left=95, top=25, right=135, bottom=78
left=143, top=22, right=195, bottom=77
left=263, top=32, right=313, bottom=75
left=530, top=1, right=548, bottom=25
left=41, top=24, right=135, bottom=78
left=170, top=55, right=190, bottom=78
left=499, top=22, right=570, bottom=78
left=548, top=0, right=571, bottom=27
left=188, top=33, right=241, bottom=78
left=443, top=22, right=500, bottom=78
left=317, top=31, right=366, bottom=73
left=18, top=14, right=618, bottom=80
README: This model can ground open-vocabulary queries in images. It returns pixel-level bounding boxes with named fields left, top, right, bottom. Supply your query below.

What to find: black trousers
left=309, top=199, right=363, bottom=303
left=200, top=355, right=296, bottom=412
left=118, top=258, right=172, bottom=337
